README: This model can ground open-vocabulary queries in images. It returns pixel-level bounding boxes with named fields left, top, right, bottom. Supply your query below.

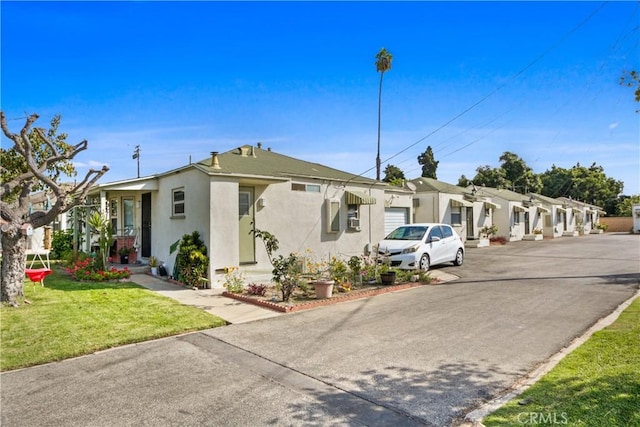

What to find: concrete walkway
left=130, top=273, right=283, bottom=324
left=131, top=269, right=459, bottom=324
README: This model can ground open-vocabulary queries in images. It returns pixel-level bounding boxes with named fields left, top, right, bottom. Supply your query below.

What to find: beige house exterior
left=88, top=145, right=412, bottom=286
left=472, top=187, right=539, bottom=242
left=527, top=193, right=565, bottom=239
left=556, top=197, right=606, bottom=235
left=410, top=178, right=497, bottom=245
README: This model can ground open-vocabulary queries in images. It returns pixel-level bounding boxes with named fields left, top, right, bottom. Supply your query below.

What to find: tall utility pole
left=375, top=48, right=392, bottom=181
left=132, top=145, right=140, bottom=178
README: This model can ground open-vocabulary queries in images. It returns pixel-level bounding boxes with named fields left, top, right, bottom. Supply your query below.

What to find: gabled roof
left=410, top=177, right=469, bottom=195
left=473, top=186, right=528, bottom=202
left=556, top=197, right=602, bottom=210
left=529, top=192, right=565, bottom=206
left=194, top=145, right=379, bottom=185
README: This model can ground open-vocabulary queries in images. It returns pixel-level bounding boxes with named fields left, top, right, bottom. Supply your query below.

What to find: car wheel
left=453, top=248, right=464, bottom=266
left=419, top=254, right=430, bottom=271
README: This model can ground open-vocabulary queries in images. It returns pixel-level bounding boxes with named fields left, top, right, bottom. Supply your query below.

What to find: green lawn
left=483, top=297, right=640, bottom=427
left=1, top=270, right=226, bottom=371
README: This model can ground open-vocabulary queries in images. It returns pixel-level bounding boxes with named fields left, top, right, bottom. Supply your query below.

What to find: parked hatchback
left=376, top=223, right=464, bottom=271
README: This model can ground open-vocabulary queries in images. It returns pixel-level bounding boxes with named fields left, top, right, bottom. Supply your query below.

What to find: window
left=123, top=198, right=134, bottom=235
left=429, top=226, right=444, bottom=241
left=110, top=199, right=119, bottom=234
left=441, top=225, right=454, bottom=238
left=292, top=183, right=321, bottom=192
left=451, top=206, right=462, bottom=225
left=172, top=188, right=185, bottom=217
left=326, top=199, right=340, bottom=233
left=514, top=210, right=521, bottom=224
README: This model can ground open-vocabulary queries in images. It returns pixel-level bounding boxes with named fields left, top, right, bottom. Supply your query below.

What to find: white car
left=377, top=223, right=464, bottom=271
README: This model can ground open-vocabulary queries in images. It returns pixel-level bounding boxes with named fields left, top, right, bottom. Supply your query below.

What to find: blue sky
left=2, top=1, right=639, bottom=195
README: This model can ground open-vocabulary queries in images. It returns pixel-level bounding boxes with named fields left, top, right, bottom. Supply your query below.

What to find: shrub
left=246, top=283, right=268, bottom=296
left=50, top=229, right=74, bottom=259
left=490, top=236, right=508, bottom=245
left=175, top=231, right=210, bottom=288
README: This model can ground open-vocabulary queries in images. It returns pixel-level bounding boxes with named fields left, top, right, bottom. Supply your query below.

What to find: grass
left=483, top=297, right=640, bottom=427
left=0, top=269, right=226, bottom=371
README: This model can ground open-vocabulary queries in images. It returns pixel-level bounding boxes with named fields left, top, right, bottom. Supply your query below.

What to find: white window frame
left=172, top=188, right=185, bottom=217
left=451, top=206, right=462, bottom=225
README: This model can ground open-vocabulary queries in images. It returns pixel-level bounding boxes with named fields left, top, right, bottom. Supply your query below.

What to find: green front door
left=238, top=187, right=255, bottom=264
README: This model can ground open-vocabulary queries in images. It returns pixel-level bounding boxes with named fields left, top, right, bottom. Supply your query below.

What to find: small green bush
left=50, top=230, right=74, bottom=259
left=175, top=231, right=209, bottom=288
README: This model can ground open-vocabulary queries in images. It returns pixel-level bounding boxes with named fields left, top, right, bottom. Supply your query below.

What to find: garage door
left=384, top=207, right=409, bottom=235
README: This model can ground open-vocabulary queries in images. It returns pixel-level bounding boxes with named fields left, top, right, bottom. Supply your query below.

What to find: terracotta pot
left=313, top=280, right=334, bottom=299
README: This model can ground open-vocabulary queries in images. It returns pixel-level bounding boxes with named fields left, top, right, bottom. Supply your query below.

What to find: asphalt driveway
left=2, top=233, right=638, bottom=426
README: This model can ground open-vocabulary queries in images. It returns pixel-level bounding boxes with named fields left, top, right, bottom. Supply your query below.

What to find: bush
left=246, top=283, right=268, bottom=296
left=50, top=230, right=74, bottom=259
left=175, top=231, right=210, bottom=288
left=490, top=236, right=508, bottom=245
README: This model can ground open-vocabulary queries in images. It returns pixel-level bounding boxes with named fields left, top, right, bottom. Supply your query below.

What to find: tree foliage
left=620, top=70, right=640, bottom=111
left=383, top=164, right=405, bottom=186
left=540, top=163, right=623, bottom=214
left=615, top=195, right=640, bottom=217
left=417, top=145, right=439, bottom=179
left=1, top=112, right=109, bottom=306
left=457, top=151, right=541, bottom=193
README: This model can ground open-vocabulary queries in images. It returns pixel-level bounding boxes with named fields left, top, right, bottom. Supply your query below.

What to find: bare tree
left=1, top=112, right=109, bottom=306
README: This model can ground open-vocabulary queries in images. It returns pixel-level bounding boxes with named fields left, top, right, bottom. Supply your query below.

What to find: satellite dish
left=406, top=182, right=417, bottom=191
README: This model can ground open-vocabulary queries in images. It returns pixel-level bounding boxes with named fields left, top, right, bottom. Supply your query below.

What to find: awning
left=556, top=207, right=567, bottom=213
left=587, top=209, right=598, bottom=214
left=571, top=208, right=582, bottom=214
left=537, top=205, right=550, bottom=214
left=345, top=190, right=376, bottom=205
left=513, top=205, right=526, bottom=212
left=598, top=210, right=606, bottom=215
left=484, top=201, right=501, bottom=210
left=451, top=199, right=473, bottom=208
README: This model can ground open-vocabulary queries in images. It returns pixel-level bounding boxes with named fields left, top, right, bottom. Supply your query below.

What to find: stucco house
left=527, top=193, right=565, bottom=239
left=410, top=178, right=499, bottom=246
left=472, top=187, right=541, bottom=242
left=86, top=144, right=412, bottom=286
left=556, top=197, right=606, bottom=235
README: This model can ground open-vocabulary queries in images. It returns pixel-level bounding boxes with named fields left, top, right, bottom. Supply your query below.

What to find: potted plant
left=380, top=268, right=396, bottom=285
left=148, top=256, right=159, bottom=275
left=118, top=246, right=131, bottom=264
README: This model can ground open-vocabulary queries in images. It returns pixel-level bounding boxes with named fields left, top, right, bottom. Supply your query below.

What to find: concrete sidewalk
left=131, top=269, right=459, bottom=324
left=130, top=273, right=283, bottom=324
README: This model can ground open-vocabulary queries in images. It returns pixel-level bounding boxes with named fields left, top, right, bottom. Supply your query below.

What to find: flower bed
left=223, top=280, right=430, bottom=313
left=64, top=258, right=131, bottom=281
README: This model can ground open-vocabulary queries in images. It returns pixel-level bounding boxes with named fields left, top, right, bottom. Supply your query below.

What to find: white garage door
left=384, top=207, right=409, bottom=235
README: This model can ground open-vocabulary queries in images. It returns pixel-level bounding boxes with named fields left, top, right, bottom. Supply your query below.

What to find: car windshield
left=385, top=226, right=429, bottom=241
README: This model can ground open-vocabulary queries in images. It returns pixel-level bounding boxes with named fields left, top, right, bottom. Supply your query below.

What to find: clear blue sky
left=2, top=1, right=639, bottom=196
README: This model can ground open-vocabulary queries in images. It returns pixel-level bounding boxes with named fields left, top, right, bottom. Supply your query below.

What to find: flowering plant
left=223, top=266, right=245, bottom=293
left=65, top=258, right=131, bottom=281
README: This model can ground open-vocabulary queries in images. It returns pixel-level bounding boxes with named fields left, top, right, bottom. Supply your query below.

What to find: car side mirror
left=429, top=236, right=441, bottom=243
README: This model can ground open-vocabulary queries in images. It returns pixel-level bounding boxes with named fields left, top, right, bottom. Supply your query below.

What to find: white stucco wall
left=153, top=168, right=210, bottom=276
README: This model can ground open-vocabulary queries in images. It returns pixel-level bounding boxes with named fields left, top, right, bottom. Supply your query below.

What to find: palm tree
left=375, top=47, right=393, bottom=181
